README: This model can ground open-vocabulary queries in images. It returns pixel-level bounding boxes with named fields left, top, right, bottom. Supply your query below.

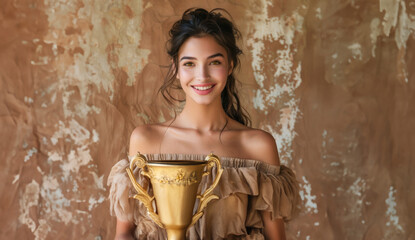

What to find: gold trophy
left=126, top=153, right=223, bottom=240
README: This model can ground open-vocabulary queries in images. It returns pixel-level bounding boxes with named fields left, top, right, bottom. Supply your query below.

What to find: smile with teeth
left=192, top=85, right=214, bottom=90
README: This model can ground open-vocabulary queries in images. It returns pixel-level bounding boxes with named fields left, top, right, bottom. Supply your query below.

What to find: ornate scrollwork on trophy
left=126, top=153, right=164, bottom=228
left=148, top=169, right=198, bottom=186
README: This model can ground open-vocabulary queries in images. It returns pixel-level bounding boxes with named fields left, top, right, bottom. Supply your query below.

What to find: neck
left=176, top=98, right=228, bottom=132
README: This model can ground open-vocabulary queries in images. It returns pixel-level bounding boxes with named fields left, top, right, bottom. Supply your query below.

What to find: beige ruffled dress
left=108, top=154, right=300, bottom=240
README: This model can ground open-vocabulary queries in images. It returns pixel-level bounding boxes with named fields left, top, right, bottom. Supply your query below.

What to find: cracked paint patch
left=13, top=174, right=20, bottom=184
left=315, top=8, right=322, bottom=20
left=348, top=43, right=363, bottom=61
left=92, top=129, right=99, bottom=143
left=265, top=97, right=301, bottom=165
left=24, top=96, right=34, bottom=104
left=34, top=219, right=51, bottom=240
left=379, top=0, right=415, bottom=84
left=299, top=176, right=318, bottom=214
left=18, top=180, right=40, bottom=232
left=24, top=147, right=38, bottom=162
left=246, top=0, right=304, bottom=164
left=385, top=186, right=404, bottom=233
left=370, top=18, right=381, bottom=57
left=345, top=177, right=367, bottom=218
left=380, top=0, right=401, bottom=36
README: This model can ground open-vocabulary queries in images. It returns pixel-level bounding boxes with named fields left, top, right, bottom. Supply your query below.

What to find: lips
left=191, top=84, right=216, bottom=95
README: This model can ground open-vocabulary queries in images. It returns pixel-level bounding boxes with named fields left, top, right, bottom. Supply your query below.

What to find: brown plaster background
left=1, top=0, right=414, bottom=239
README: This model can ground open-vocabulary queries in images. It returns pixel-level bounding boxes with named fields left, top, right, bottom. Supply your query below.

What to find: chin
left=186, top=95, right=220, bottom=105
left=193, top=99, right=217, bottom=105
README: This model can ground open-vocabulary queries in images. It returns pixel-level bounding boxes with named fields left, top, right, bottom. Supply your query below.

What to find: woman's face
left=177, top=35, right=232, bottom=105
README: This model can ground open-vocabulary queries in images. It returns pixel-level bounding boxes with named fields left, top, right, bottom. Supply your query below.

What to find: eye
left=183, top=62, right=194, bottom=67
left=210, top=60, right=221, bottom=65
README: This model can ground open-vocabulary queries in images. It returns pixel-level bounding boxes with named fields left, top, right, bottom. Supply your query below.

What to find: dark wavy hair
left=159, top=8, right=251, bottom=126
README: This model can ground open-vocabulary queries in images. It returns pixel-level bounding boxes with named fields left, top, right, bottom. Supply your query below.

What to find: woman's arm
left=261, top=211, right=286, bottom=240
left=113, top=127, right=153, bottom=240
left=115, top=219, right=135, bottom=240
left=244, top=130, right=286, bottom=239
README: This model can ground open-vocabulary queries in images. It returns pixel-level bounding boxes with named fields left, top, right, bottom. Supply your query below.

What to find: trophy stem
left=166, top=228, right=186, bottom=240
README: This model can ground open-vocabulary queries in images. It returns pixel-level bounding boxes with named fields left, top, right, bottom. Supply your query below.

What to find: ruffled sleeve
left=190, top=158, right=300, bottom=238
left=107, top=159, right=135, bottom=222
left=107, top=158, right=166, bottom=239
left=207, top=157, right=299, bottom=223
left=247, top=165, right=300, bottom=223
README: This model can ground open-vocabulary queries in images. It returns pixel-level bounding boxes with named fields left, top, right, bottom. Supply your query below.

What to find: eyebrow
left=180, top=53, right=224, bottom=62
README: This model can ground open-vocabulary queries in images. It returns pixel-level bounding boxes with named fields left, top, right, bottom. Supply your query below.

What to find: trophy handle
left=125, top=153, right=164, bottom=228
left=190, top=153, right=224, bottom=227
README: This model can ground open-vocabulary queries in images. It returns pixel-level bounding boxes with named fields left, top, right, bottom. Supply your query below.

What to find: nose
left=196, top=64, right=210, bottom=81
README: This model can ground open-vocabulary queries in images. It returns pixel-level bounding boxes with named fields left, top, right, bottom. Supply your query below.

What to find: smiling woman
left=108, top=8, right=300, bottom=240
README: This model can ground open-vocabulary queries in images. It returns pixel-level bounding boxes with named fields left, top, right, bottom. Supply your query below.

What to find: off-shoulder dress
left=108, top=153, right=300, bottom=240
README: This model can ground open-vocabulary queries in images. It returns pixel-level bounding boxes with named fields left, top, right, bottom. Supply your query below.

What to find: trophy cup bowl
left=126, top=153, right=223, bottom=240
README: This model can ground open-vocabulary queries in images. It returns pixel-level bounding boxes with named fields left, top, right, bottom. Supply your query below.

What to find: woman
left=108, top=8, right=299, bottom=240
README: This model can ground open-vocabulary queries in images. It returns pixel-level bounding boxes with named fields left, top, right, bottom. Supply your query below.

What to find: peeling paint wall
left=0, top=0, right=414, bottom=239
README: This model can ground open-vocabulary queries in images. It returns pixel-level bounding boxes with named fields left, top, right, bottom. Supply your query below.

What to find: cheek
left=177, top=68, right=192, bottom=80
left=211, top=67, right=229, bottom=80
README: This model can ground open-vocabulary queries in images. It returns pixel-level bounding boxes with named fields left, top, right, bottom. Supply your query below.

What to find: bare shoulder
left=128, top=123, right=166, bottom=155
left=239, top=128, right=280, bottom=166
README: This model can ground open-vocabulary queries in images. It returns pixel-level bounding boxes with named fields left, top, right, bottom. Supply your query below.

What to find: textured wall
left=1, top=0, right=414, bottom=239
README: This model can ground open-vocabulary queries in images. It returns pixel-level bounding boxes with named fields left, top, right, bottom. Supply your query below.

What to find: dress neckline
left=128, top=153, right=281, bottom=175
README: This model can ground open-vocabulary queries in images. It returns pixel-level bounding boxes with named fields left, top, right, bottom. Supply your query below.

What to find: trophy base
left=166, top=228, right=186, bottom=240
